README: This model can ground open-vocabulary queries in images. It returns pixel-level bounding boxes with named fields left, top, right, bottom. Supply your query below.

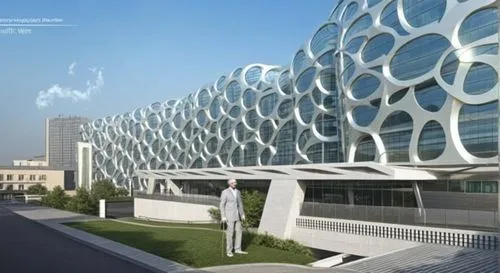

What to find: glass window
left=317, top=50, right=336, bottom=66
left=7, top=175, right=13, bottom=181
left=343, top=14, right=372, bottom=46
left=196, top=111, right=207, bottom=127
left=458, top=101, right=498, bottom=158
left=414, top=80, right=447, bottom=112
left=19, top=175, right=24, bottom=181
left=296, top=67, right=316, bottom=93
left=265, top=70, right=279, bottom=83
left=319, top=68, right=336, bottom=92
left=216, top=76, right=226, bottom=91
left=292, top=51, right=307, bottom=75
left=243, top=143, right=258, bottom=166
left=418, top=121, right=446, bottom=161
left=209, top=97, right=221, bottom=119
left=352, top=105, right=378, bottom=127
left=459, top=8, right=498, bottom=46
left=260, top=148, right=272, bottom=165
left=272, top=121, right=297, bottom=165
left=463, top=63, right=497, bottom=95
left=315, top=114, right=337, bottom=137
left=310, top=23, right=339, bottom=56
left=345, top=37, right=365, bottom=54
left=388, top=88, right=408, bottom=105
left=258, top=93, right=278, bottom=117
left=197, top=89, right=211, bottom=107
left=355, top=136, right=376, bottom=162
left=225, top=81, right=242, bottom=103
left=0, top=174, right=3, bottom=181
left=381, top=0, right=409, bottom=35
left=362, top=33, right=395, bottom=63
left=380, top=111, right=413, bottom=162
left=482, top=181, right=498, bottom=193
left=390, top=34, right=450, bottom=80
left=342, top=54, right=355, bottom=84
left=342, top=2, right=358, bottom=23
left=245, top=66, right=262, bottom=85
left=448, top=181, right=465, bottom=192
left=466, top=181, right=482, bottom=193
left=351, top=74, right=380, bottom=99
left=278, top=99, right=294, bottom=119
left=278, top=71, right=293, bottom=94
left=402, top=0, right=446, bottom=28
left=243, top=89, right=257, bottom=108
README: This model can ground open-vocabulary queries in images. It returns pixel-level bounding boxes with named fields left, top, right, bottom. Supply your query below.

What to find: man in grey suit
left=220, top=178, right=248, bottom=257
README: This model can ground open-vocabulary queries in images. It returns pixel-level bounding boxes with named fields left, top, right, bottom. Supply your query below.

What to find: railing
left=134, top=192, right=220, bottom=207
left=296, top=216, right=499, bottom=250
left=300, top=202, right=499, bottom=231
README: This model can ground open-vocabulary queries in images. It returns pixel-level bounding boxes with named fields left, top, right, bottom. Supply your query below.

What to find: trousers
left=226, top=220, right=242, bottom=253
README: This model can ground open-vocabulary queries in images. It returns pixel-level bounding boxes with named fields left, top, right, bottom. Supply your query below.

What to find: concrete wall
left=291, top=227, right=421, bottom=257
left=258, top=179, right=305, bottom=238
left=134, top=197, right=216, bottom=223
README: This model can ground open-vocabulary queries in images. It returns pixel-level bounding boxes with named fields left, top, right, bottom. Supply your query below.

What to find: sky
left=0, top=0, right=336, bottom=165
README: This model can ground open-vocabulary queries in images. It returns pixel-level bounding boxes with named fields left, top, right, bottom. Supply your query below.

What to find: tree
left=65, top=187, right=97, bottom=215
left=241, top=190, right=266, bottom=228
left=41, top=186, right=69, bottom=209
left=116, top=187, right=129, bottom=197
left=208, top=190, right=266, bottom=228
left=90, top=179, right=117, bottom=201
left=27, top=184, right=48, bottom=195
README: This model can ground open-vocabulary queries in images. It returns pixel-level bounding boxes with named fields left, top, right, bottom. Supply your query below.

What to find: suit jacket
left=220, top=188, right=244, bottom=222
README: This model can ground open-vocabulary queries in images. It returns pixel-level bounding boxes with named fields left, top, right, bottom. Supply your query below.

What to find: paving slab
left=176, top=263, right=359, bottom=273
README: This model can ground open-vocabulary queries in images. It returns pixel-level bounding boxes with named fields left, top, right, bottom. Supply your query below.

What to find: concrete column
left=348, top=184, right=355, bottom=205
left=258, top=179, right=305, bottom=239
left=146, top=177, right=156, bottom=194
left=99, top=199, right=106, bottom=218
left=159, top=181, right=166, bottom=195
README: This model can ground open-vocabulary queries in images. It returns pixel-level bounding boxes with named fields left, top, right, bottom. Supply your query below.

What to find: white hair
left=227, top=178, right=236, bottom=184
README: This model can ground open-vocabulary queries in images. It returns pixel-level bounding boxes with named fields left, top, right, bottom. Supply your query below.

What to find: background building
left=81, top=0, right=499, bottom=258
left=0, top=166, right=74, bottom=195
left=47, top=116, right=90, bottom=170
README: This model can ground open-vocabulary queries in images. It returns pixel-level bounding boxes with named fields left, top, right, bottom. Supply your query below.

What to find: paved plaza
left=2, top=203, right=499, bottom=273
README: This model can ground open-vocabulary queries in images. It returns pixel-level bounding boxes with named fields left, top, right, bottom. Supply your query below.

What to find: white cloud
left=36, top=65, right=104, bottom=109
left=68, top=62, right=77, bottom=75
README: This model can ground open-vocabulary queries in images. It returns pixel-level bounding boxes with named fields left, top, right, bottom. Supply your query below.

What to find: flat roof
left=135, top=162, right=498, bottom=181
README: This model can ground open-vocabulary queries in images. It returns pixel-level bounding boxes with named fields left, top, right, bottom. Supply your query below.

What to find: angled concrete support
left=412, top=181, right=426, bottom=223
left=258, top=179, right=305, bottom=239
left=167, top=179, right=183, bottom=196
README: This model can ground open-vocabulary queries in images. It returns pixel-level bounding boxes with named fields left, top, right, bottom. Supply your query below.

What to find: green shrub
left=241, top=190, right=265, bottom=228
left=90, top=179, right=117, bottom=201
left=208, top=190, right=265, bottom=228
left=208, top=207, right=221, bottom=222
left=41, top=186, right=70, bottom=209
left=244, top=232, right=313, bottom=257
left=27, top=184, right=48, bottom=195
left=65, top=187, right=97, bottom=215
left=115, top=187, right=129, bottom=197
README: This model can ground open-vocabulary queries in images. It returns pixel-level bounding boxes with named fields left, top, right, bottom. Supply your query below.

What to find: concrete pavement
left=0, top=205, right=155, bottom=273
left=3, top=203, right=358, bottom=273
left=3, top=204, right=188, bottom=273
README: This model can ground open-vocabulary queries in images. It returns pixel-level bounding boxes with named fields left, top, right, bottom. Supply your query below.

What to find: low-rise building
left=0, top=166, right=75, bottom=194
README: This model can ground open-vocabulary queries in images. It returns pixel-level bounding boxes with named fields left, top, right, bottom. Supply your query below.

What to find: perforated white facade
left=81, top=0, right=499, bottom=189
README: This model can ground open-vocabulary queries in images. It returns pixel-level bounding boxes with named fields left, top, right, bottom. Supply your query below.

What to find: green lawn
left=124, top=218, right=220, bottom=230
left=66, top=220, right=315, bottom=268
